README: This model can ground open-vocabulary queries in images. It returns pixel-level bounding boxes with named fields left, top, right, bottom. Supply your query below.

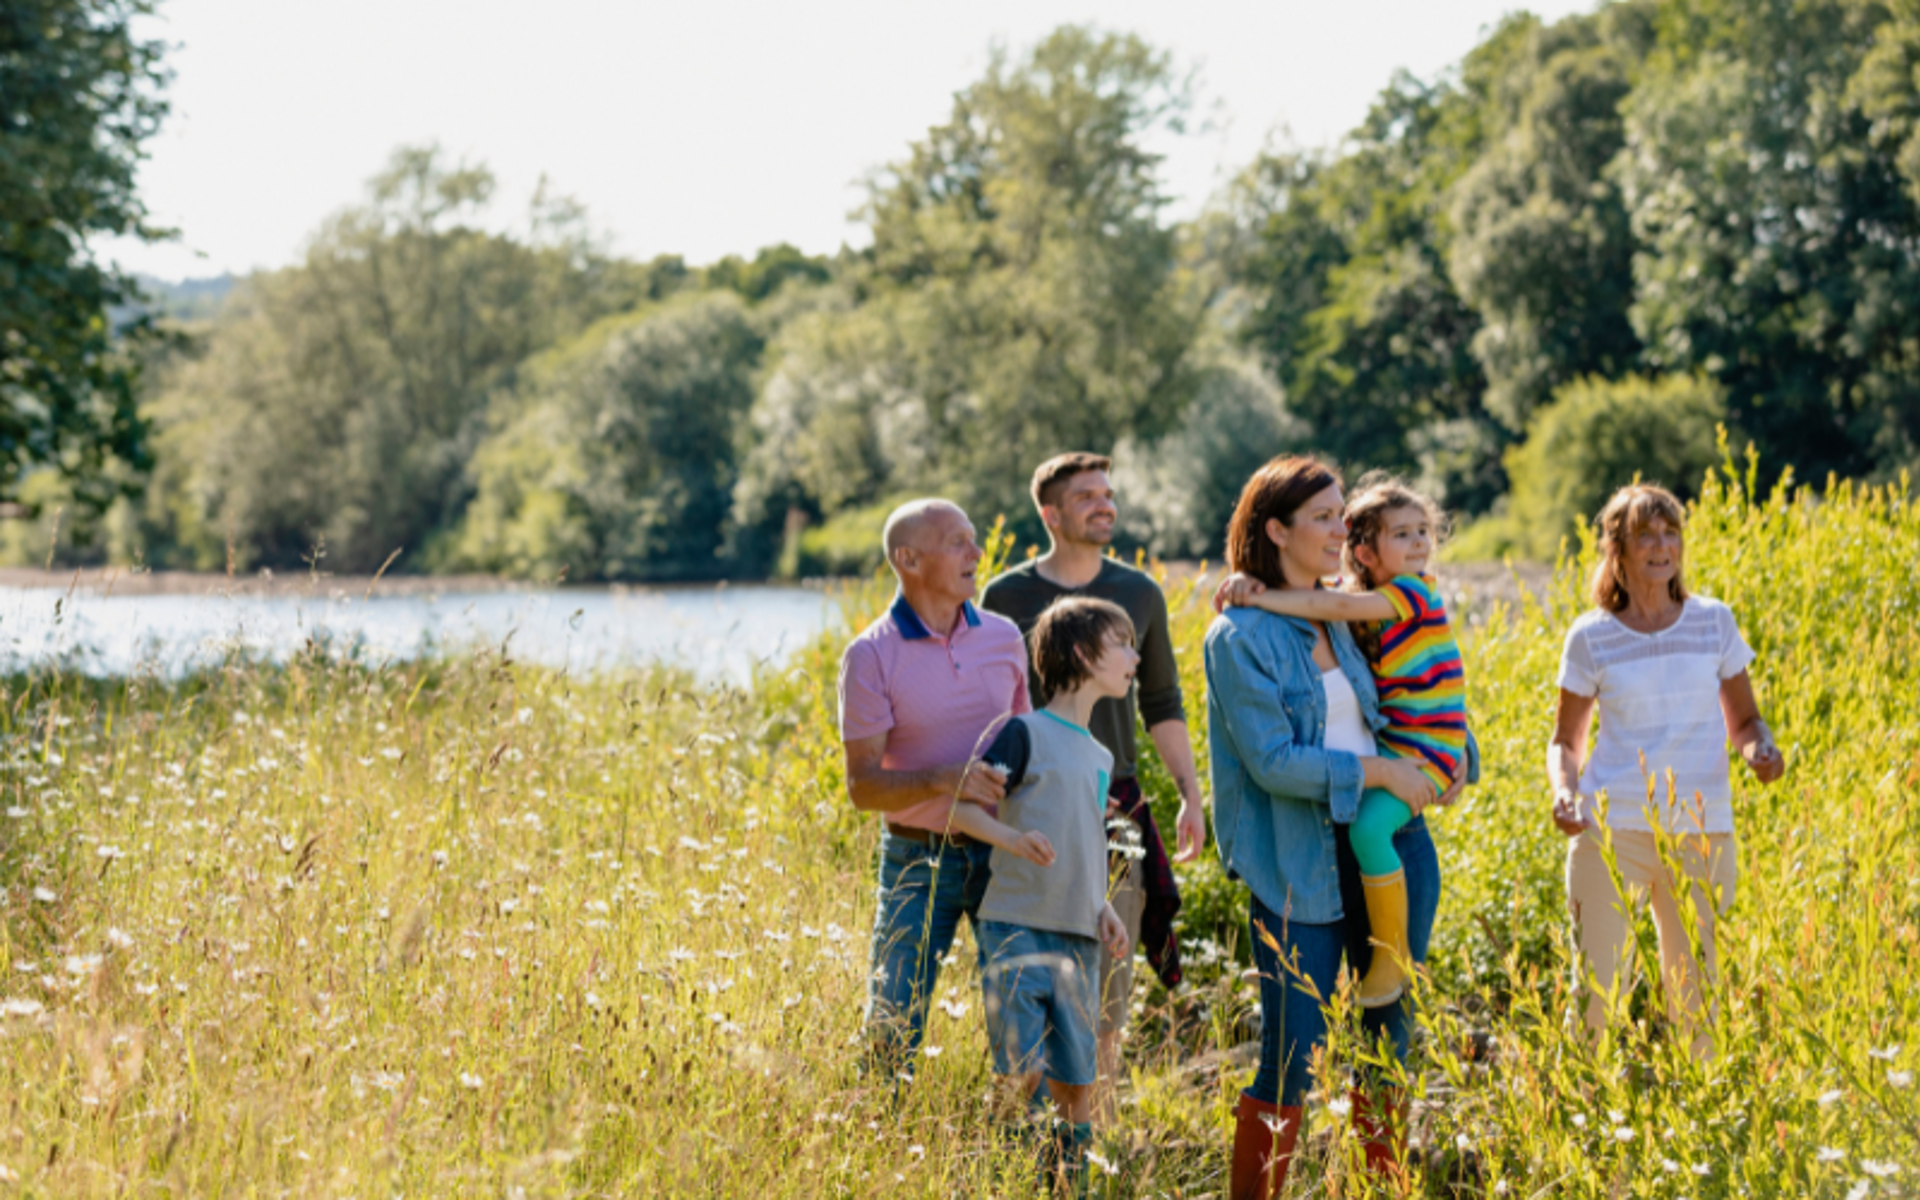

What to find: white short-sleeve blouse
left=1556, top=596, right=1756, bottom=834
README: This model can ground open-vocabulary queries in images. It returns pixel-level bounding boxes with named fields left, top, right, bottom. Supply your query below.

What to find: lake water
left=0, top=583, right=845, bottom=684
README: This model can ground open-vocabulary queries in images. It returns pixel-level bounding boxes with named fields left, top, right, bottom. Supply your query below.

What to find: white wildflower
left=1816, top=1147, right=1845, bottom=1163
left=32, top=887, right=55, bottom=903
left=1862, top=1160, right=1900, bottom=1178
left=459, top=1073, right=484, bottom=1090
left=1868, top=1045, right=1902, bottom=1062
left=1889, top=1070, right=1913, bottom=1089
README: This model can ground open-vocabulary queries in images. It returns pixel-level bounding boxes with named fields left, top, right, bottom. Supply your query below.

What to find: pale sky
left=103, top=0, right=1592, bottom=282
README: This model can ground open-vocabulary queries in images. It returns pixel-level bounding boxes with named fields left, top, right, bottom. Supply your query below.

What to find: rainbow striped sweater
left=1370, top=574, right=1469, bottom=790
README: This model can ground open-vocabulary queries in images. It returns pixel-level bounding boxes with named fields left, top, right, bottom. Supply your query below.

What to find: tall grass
left=0, top=456, right=1913, bottom=1196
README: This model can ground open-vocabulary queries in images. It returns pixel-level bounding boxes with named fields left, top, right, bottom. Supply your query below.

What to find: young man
left=945, top=598, right=1138, bottom=1190
left=981, top=452, right=1207, bottom=1120
left=838, top=499, right=1031, bottom=1076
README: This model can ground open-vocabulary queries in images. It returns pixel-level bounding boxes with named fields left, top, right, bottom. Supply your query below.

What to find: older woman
left=1547, top=484, right=1785, bottom=1056
left=1206, top=456, right=1465, bottom=1200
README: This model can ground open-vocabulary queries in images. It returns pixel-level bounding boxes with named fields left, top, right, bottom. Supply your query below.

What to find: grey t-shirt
left=975, top=711, right=1114, bottom=941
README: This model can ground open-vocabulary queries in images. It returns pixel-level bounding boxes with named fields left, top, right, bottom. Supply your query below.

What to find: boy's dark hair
left=1030, top=452, right=1113, bottom=511
left=1030, top=596, right=1135, bottom=703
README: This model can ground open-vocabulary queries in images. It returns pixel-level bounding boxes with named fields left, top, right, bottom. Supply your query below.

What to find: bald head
left=882, top=499, right=966, bottom=571
left=880, top=499, right=982, bottom=607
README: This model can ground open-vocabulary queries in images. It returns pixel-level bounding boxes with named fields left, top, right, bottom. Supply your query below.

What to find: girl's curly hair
left=1341, top=473, right=1448, bottom=660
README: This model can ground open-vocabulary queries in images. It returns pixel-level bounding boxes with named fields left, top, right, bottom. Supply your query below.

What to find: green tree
left=705, top=243, right=831, bottom=302
left=1446, top=5, right=1651, bottom=432
left=1110, top=350, right=1307, bottom=559
left=1618, top=0, right=1920, bottom=483
left=136, top=146, right=646, bottom=572
left=736, top=26, right=1207, bottom=546
left=0, top=0, right=168, bottom=513
left=451, top=291, right=763, bottom=581
left=1235, top=70, right=1490, bottom=505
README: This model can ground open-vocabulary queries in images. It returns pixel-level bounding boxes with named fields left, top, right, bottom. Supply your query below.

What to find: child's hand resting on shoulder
left=1009, top=830, right=1056, bottom=867
left=1212, top=571, right=1267, bottom=613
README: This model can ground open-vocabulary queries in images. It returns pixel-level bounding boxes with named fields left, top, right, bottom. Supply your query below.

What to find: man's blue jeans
left=865, top=831, right=993, bottom=1073
left=1246, top=818, right=1441, bottom=1106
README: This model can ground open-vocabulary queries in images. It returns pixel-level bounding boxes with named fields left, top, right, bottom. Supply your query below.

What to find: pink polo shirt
left=838, top=594, right=1032, bottom=832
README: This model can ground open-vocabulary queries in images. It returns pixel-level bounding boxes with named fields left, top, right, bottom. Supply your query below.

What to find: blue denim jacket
left=1204, top=606, right=1478, bottom=925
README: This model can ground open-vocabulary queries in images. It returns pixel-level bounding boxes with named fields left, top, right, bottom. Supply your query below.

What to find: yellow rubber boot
left=1356, top=869, right=1409, bottom=1008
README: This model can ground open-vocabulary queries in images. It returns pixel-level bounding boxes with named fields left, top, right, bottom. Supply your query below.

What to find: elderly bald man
left=838, top=498, right=1032, bottom=1075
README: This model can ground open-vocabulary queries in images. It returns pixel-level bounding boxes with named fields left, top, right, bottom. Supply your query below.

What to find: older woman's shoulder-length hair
left=1589, top=483, right=1691, bottom=613
left=1226, top=455, right=1344, bottom=589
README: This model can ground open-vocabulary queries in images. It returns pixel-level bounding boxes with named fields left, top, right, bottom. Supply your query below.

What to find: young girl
left=1216, top=475, right=1468, bottom=1007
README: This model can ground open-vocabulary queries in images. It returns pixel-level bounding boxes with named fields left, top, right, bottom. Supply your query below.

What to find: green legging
left=1349, top=787, right=1413, bottom=877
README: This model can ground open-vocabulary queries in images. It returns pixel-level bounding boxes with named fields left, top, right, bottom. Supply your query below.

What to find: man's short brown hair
left=1030, top=452, right=1113, bottom=511
left=1030, top=596, right=1134, bottom=703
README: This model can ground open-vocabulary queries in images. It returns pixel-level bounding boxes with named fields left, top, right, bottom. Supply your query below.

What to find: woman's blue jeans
left=1246, top=818, right=1440, bottom=1106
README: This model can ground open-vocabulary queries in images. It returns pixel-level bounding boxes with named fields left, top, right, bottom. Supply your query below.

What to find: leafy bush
left=787, top=498, right=898, bottom=579
left=1471, top=372, right=1727, bottom=560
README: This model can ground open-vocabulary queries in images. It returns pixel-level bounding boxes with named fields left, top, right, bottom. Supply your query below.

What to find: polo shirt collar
left=890, top=593, right=981, bottom=641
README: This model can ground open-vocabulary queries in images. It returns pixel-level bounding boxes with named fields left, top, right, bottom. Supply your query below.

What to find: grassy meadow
left=2, top=456, right=1916, bottom=1197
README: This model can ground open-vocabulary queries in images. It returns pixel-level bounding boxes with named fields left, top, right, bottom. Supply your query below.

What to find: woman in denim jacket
left=1207, top=456, right=1469, bottom=1199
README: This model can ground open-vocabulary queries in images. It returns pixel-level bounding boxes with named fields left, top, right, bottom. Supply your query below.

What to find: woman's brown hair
left=1588, top=483, right=1690, bottom=613
left=1225, top=455, right=1343, bottom=588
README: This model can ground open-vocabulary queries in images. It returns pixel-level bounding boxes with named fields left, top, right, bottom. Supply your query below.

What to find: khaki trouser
left=1566, top=827, right=1738, bottom=1056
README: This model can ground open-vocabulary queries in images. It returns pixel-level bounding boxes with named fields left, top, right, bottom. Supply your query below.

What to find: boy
left=946, top=597, right=1137, bottom=1191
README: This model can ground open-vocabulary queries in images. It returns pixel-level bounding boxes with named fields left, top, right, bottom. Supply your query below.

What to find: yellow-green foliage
left=1, top=460, right=1915, bottom=1196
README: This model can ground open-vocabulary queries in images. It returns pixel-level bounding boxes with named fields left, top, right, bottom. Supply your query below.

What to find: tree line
left=7, top=4, right=1918, bottom=578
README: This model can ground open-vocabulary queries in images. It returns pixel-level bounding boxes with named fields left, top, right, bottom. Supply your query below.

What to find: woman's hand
left=1212, top=571, right=1267, bottom=614
left=1741, top=737, right=1786, bottom=784
left=1428, top=762, right=1469, bottom=809
left=1551, top=788, right=1588, bottom=837
left=1372, top=758, right=1438, bottom=815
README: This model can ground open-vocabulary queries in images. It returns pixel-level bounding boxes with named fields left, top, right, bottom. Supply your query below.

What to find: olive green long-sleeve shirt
left=980, top=557, right=1186, bottom=781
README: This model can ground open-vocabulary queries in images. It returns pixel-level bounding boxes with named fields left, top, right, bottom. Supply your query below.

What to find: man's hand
left=1211, top=571, right=1267, bottom=614
left=1008, top=830, right=1056, bottom=867
left=1551, top=788, right=1588, bottom=837
left=958, top=761, right=1009, bottom=805
left=1173, top=799, right=1207, bottom=863
left=1097, top=904, right=1130, bottom=959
